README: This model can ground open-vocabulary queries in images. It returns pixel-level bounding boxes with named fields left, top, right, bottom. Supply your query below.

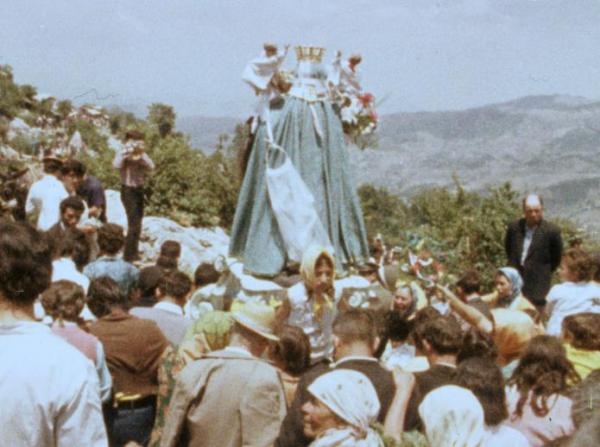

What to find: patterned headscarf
left=307, top=370, right=382, bottom=447
left=497, top=267, right=524, bottom=307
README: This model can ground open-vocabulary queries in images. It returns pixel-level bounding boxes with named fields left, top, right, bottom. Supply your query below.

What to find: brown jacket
left=90, top=310, right=169, bottom=397
left=160, top=348, right=286, bottom=447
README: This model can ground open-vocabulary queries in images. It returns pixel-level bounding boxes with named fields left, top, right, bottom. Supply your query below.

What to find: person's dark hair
left=41, top=280, right=85, bottom=324
left=138, top=266, right=164, bottom=301
left=194, top=262, right=220, bottom=287
left=562, top=312, right=600, bottom=351
left=332, top=308, right=376, bottom=346
left=455, top=357, right=508, bottom=426
left=59, top=195, right=85, bottom=215
left=156, top=254, right=178, bottom=270
left=508, top=335, right=580, bottom=417
left=457, top=328, right=499, bottom=363
left=456, top=270, right=481, bottom=295
left=271, top=324, right=311, bottom=376
left=60, top=159, right=86, bottom=177
left=43, top=158, right=62, bottom=174
left=125, top=130, right=144, bottom=141
left=369, top=308, right=390, bottom=359
left=87, top=276, right=125, bottom=318
left=385, top=310, right=412, bottom=343
left=58, top=228, right=90, bottom=270
left=0, top=221, right=52, bottom=305
left=157, top=270, right=192, bottom=300
left=159, top=240, right=181, bottom=259
left=411, top=306, right=442, bottom=328
left=561, top=248, right=593, bottom=282
left=97, top=223, right=125, bottom=255
left=413, top=315, right=462, bottom=355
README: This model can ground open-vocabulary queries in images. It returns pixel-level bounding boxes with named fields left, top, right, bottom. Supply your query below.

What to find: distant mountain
left=179, top=94, right=600, bottom=235
left=177, top=115, right=240, bottom=153
left=348, top=94, right=600, bottom=235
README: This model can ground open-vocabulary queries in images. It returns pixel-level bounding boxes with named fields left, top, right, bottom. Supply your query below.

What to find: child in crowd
left=561, top=312, right=600, bottom=379
left=41, top=280, right=112, bottom=403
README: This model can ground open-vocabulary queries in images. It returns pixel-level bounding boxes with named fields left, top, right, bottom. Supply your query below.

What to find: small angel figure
left=242, top=43, right=290, bottom=139
left=329, top=51, right=363, bottom=98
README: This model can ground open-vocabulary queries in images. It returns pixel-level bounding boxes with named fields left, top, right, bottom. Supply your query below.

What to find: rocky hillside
left=348, top=95, right=600, bottom=235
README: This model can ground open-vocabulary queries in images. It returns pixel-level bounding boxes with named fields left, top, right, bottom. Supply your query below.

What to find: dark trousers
left=110, top=403, right=155, bottom=447
left=121, top=185, right=145, bottom=262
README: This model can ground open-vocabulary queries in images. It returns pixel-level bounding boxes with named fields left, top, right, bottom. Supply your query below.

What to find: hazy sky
left=2, top=0, right=599, bottom=118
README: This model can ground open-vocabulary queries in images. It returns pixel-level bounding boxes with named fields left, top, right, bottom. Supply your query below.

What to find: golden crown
left=295, top=46, right=326, bottom=62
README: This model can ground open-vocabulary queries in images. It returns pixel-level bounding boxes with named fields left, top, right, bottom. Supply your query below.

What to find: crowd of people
left=1, top=173, right=600, bottom=447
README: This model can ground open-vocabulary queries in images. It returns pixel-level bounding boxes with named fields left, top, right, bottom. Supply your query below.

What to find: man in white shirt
left=25, top=155, right=68, bottom=230
left=130, top=269, right=193, bottom=345
left=0, top=221, right=107, bottom=447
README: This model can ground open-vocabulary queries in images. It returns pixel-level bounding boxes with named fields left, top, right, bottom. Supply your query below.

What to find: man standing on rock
left=505, top=194, right=563, bottom=309
left=113, top=130, right=154, bottom=262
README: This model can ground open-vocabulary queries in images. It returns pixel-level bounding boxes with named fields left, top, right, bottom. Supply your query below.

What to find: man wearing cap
left=25, top=154, right=68, bottom=230
left=505, top=194, right=563, bottom=307
left=113, top=130, right=154, bottom=262
left=160, top=302, right=287, bottom=447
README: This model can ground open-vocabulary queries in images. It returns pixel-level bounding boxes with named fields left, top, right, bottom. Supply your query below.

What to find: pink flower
left=358, top=92, right=374, bottom=107
left=369, top=110, right=378, bottom=121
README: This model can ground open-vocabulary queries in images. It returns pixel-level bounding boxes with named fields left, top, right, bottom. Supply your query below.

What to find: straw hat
left=232, top=301, right=279, bottom=341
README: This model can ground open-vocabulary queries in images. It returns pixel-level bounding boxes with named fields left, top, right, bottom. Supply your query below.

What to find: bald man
left=505, top=194, right=563, bottom=307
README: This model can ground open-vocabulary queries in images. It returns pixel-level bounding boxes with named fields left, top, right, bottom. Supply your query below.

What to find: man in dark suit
left=276, top=309, right=395, bottom=447
left=45, top=195, right=85, bottom=258
left=505, top=194, right=563, bottom=307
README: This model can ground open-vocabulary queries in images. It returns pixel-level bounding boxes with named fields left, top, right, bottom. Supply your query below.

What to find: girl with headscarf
left=482, top=267, right=537, bottom=315
left=278, top=245, right=337, bottom=364
left=302, top=369, right=384, bottom=447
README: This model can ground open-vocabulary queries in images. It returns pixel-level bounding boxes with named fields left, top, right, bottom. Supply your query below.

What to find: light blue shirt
left=83, top=255, right=139, bottom=295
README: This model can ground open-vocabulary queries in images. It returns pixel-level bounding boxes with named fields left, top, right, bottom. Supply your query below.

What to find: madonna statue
left=229, top=44, right=370, bottom=277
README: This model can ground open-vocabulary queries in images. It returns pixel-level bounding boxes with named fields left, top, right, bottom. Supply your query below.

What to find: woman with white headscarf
left=419, top=385, right=486, bottom=447
left=302, top=369, right=384, bottom=447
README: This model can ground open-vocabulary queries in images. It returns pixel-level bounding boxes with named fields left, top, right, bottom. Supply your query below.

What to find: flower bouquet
left=340, top=92, right=378, bottom=149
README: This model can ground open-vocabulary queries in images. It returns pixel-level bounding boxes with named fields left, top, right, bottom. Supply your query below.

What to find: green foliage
left=147, top=103, right=176, bottom=138
left=360, top=180, right=527, bottom=288
left=108, top=107, right=140, bottom=136
left=8, top=133, right=36, bottom=156
left=0, top=65, right=22, bottom=119
left=142, top=133, right=239, bottom=227
left=67, top=119, right=109, bottom=153
left=55, top=100, right=73, bottom=121
left=78, top=148, right=121, bottom=190
left=358, top=184, right=410, bottom=247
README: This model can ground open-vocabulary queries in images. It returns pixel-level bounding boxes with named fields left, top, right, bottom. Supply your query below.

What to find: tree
left=56, top=100, right=73, bottom=122
left=147, top=103, right=176, bottom=138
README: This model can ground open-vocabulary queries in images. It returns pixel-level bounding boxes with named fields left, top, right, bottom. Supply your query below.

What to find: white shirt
left=0, top=321, right=108, bottom=446
left=546, top=281, right=600, bottom=335
left=521, top=226, right=536, bottom=265
left=484, top=424, right=530, bottom=447
left=154, top=301, right=184, bottom=316
left=52, top=258, right=90, bottom=293
left=25, top=174, right=68, bottom=231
